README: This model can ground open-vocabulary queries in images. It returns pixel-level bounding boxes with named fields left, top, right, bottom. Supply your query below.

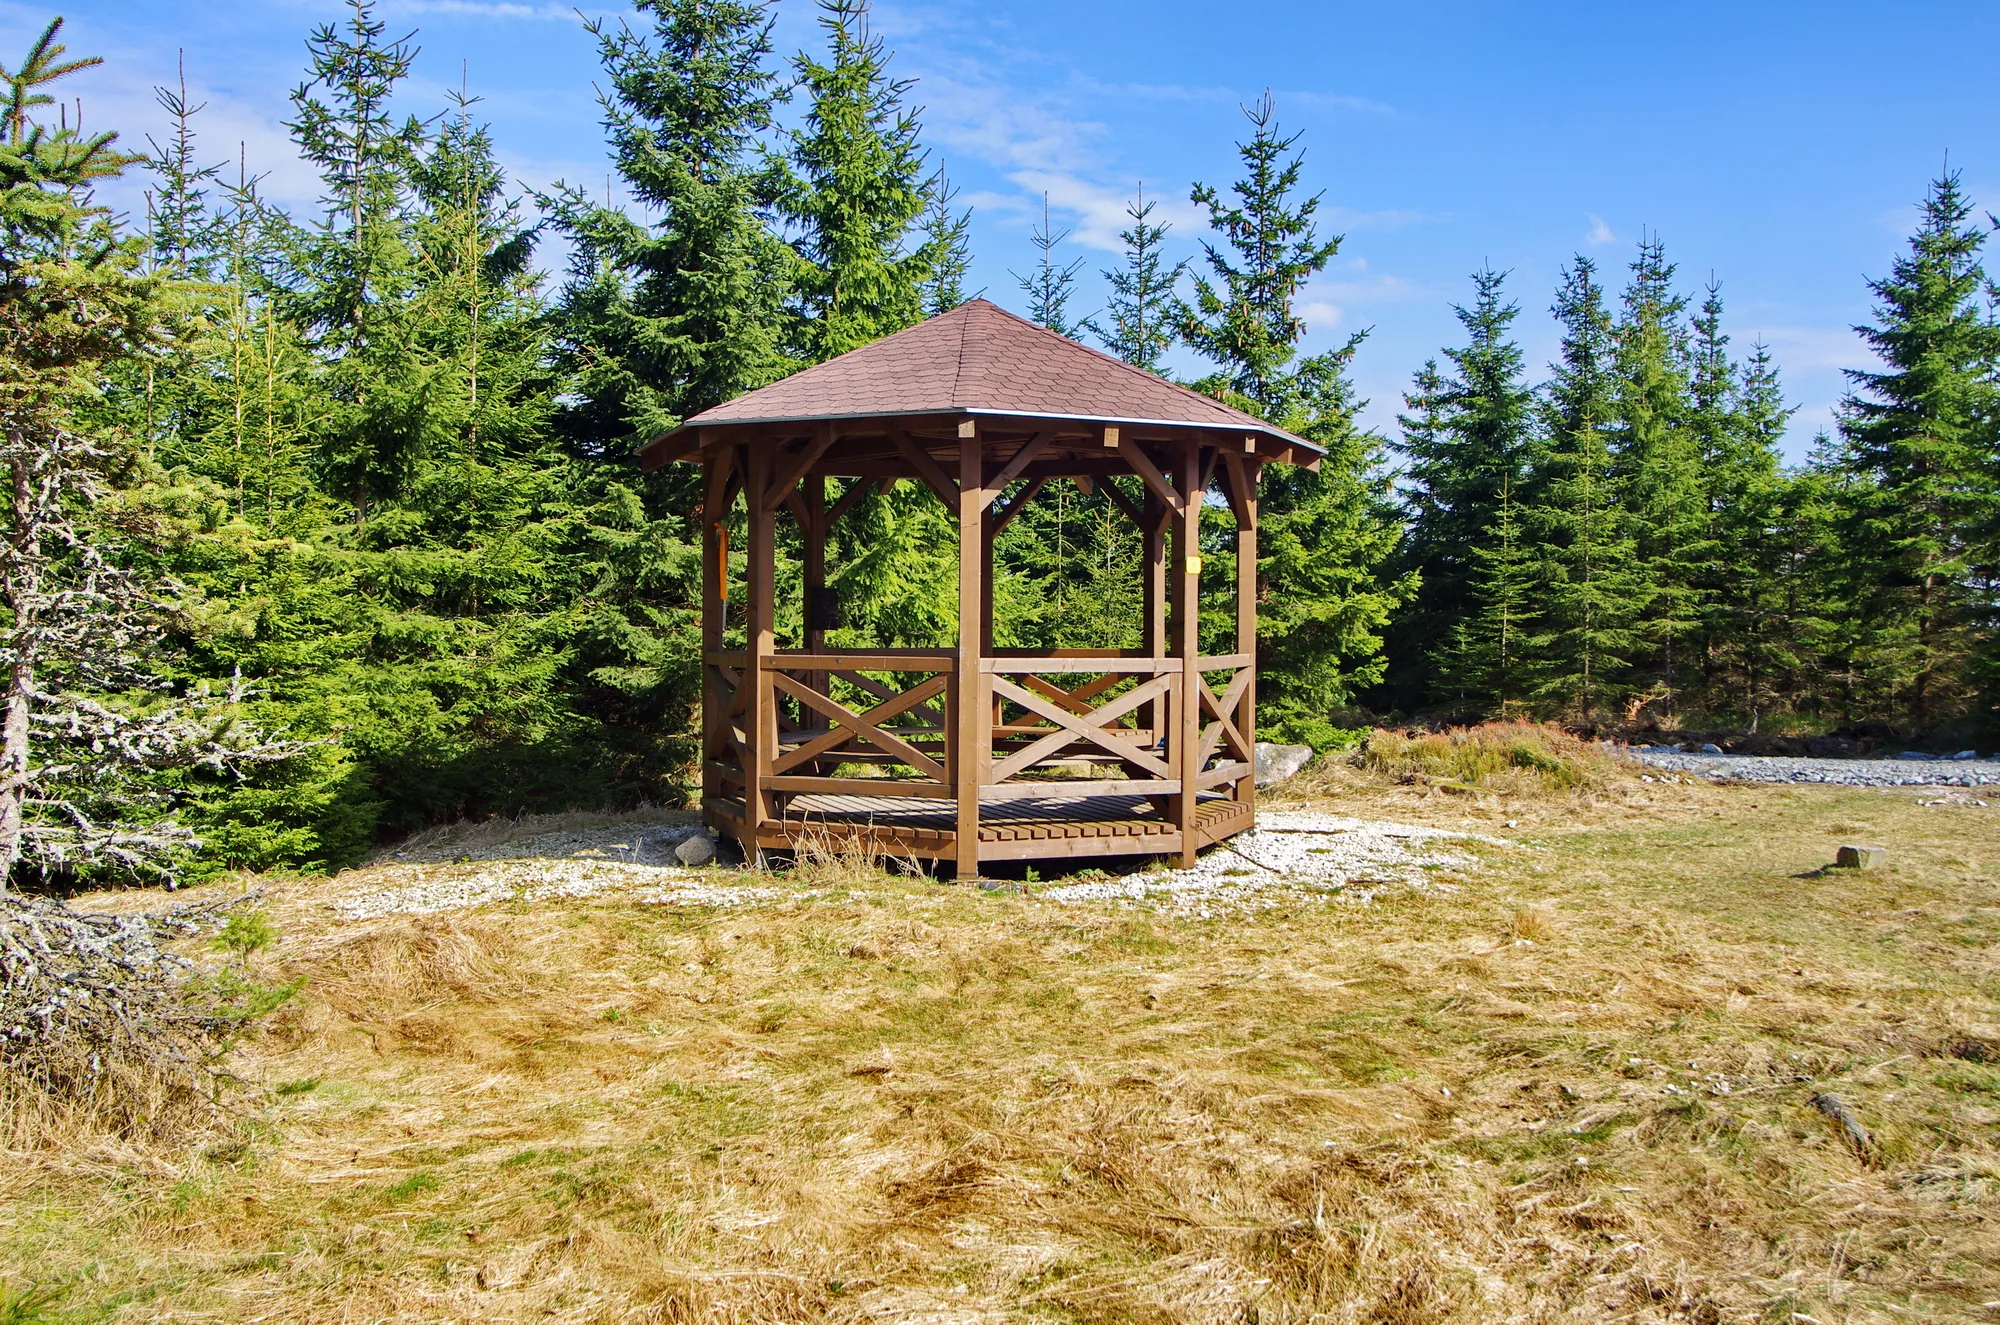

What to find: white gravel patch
left=1038, top=810, right=1500, bottom=916
left=339, top=811, right=1505, bottom=922
left=380, top=822, right=702, bottom=867
left=331, top=858, right=778, bottom=921
left=1631, top=750, right=2000, bottom=788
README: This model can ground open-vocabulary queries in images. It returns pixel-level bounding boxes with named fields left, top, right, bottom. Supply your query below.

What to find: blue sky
left=12, top=0, right=2000, bottom=458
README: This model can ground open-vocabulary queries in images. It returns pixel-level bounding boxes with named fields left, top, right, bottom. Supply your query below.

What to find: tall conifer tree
left=282, top=0, right=434, bottom=521
left=550, top=0, right=788, bottom=456
left=1012, top=192, right=1083, bottom=336
left=916, top=173, right=972, bottom=317
left=1084, top=185, right=1186, bottom=372
left=1179, top=95, right=1409, bottom=740
left=144, top=51, right=223, bottom=278
left=1177, top=94, right=1339, bottom=416
left=1835, top=170, right=2000, bottom=726
left=1526, top=257, right=1642, bottom=721
left=1609, top=235, right=1708, bottom=716
left=768, top=0, right=954, bottom=648
left=772, top=0, right=931, bottom=364
left=1686, top=285, right=1796, bottom=720
left=1393, top=267, right=1536, bottom=708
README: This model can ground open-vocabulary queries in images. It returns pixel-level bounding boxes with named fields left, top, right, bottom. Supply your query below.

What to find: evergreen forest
left=2, top=0, right=1996, bottom=884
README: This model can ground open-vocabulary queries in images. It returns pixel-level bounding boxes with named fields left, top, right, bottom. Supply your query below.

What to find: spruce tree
left=0, top=22, right=305, bottom=884
left=1178, top=95, right=1409, bottom=741
left=143, top=51, right=223, bottom=278
left=1608, top=235, right=1708, bottom=717
left=1083, top=184, right=1186, bottom=372
left=1439, top=466, right=1544, bottom=714
left=770, top=0, right=952, bottom=649
left=1526, top=257, right=1643, bottom=722
left=772, top=0, right=931, bottom=363
left=1686, top=285, right=1796, bottom=723
left=1834, top=170, right=2000, bottom=726
left=1177, top=93, right=1340, bottom=416
left=1012, top=192, right=1083, bottom=335
left=283, top=0, right=427, bottom=343
left=282, top=0, right=435, bottom=522
left=549, top=0, right=788, bottom=456
left=1393, top=266, right=1536, bottom=709
left=916, top=172, right=973, bottom=317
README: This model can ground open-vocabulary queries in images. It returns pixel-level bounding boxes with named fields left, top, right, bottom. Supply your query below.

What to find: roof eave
left=637, top=406, right=1321, bottom=471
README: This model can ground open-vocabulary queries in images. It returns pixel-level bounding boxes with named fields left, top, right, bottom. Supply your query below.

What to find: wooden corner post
left=1172, top=435, right=1202, bottom=868
left=954, top=418, right=986, bottom=880
left=743, top=441, right=776, bottom=863
left=801, top=459, right=828, bottom=722
left=699, top=448, right=729, bottom=830
left=1232, top=455, right=1260, bottom=810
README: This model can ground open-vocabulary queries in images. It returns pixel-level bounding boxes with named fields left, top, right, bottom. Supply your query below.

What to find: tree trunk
left=0, top=650, right=31, bottom=896
left=0, top=451, right=40, bottom=895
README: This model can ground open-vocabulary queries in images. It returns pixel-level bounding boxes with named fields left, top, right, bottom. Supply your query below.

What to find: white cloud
left=1277, top=88, right=1398, bottom=117
left=1585, top=213, right=1616, bottom=246
left=1325, top=204, right=1437, bottom=232
left=1752, top=324, right=1869, bottom=372
left=1000, top=169, right=1204, bottom=253
left=385, top=0, right=580, bottom=18
left=1304, top=271, right=1428, bottom=309
left=1300, top=299, right=1344, bottom=332
left=892, top=31, right=1418, bottom=265
left=27, top=44, right=325, bottom=217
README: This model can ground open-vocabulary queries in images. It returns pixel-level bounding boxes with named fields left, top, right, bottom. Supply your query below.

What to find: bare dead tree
left=0, top=887, right=273, bottom=1135
left=0, top=20, right=301, bottom=893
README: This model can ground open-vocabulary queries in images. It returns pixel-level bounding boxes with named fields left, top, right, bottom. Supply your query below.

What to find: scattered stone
left=1630, top=748, right=2000, bottom=788
left=1835, top=844, right=1886, bottom=870
left=1041, top=810, right=1502, bottom=917
left=1810, top=1091, right=1876, bottom=1158
left=1699, top=743, right=1724, bottom=754
left=1253, top=742, right=1314, bottom=786
left=673, top=829, right=719, bottom=867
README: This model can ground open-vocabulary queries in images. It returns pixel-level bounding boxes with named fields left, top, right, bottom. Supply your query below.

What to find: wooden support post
left=700, top=452, right=731, bottom=830
left=980, top=490, right=996, bottom=657
left=1171, top=436, right=1202, bottom=868
left=801, top=472, right=830, bottom=774
left=802, top=471, right=827, bottom=673
left=1142, top=488, right=1167, bottom=667
left=954, top=420, right=986, bottom=880
left=1140, top=487, right=1168, bottom=815
left=1233, top=457, right=1260, bottom=809
left=743, top=442, right=777, bottom=862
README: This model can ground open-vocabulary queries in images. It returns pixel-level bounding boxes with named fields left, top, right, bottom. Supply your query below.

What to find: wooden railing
left=705, top=647, right=1252, bottom=821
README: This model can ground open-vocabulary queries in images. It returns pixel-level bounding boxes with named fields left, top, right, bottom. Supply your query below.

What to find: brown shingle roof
left=652, top=299, right=1318, bottom=454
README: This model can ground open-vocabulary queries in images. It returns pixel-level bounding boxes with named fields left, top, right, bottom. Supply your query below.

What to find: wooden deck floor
left=704, top=790, right=1253, bottom=863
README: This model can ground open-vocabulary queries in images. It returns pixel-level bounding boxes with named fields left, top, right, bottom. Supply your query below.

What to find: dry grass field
left=4, top=747, right=1999, bottom=1322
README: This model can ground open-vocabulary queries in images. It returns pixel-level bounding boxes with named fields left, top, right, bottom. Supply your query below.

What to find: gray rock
left=673, top=829, right=719, bottom=867
left=1951, top=750, right=1979, bottom=761
left=1699, top=743, right=1725, bottom=754
left=1628, top=748, right=2000, bottom=788
left=1896, top=751, right=1935, bottom=761
left=1254, top=742, right=1314, bottom=786
left=1835, top=843, right=1886, bottom=870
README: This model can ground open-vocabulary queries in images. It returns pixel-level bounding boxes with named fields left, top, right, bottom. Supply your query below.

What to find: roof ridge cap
left=951, top=300, right=974, bottom=405
left=971, top=298, right=1269, bottom=432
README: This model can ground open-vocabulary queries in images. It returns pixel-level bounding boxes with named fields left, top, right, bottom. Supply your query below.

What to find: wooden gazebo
left=639, top=299, right=1322, bottom=877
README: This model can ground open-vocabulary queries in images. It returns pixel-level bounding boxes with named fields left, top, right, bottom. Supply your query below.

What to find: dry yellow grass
left=4, top=768, right=1998, bottom=1322
left=1352, top=721, right=1610, bottom=795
